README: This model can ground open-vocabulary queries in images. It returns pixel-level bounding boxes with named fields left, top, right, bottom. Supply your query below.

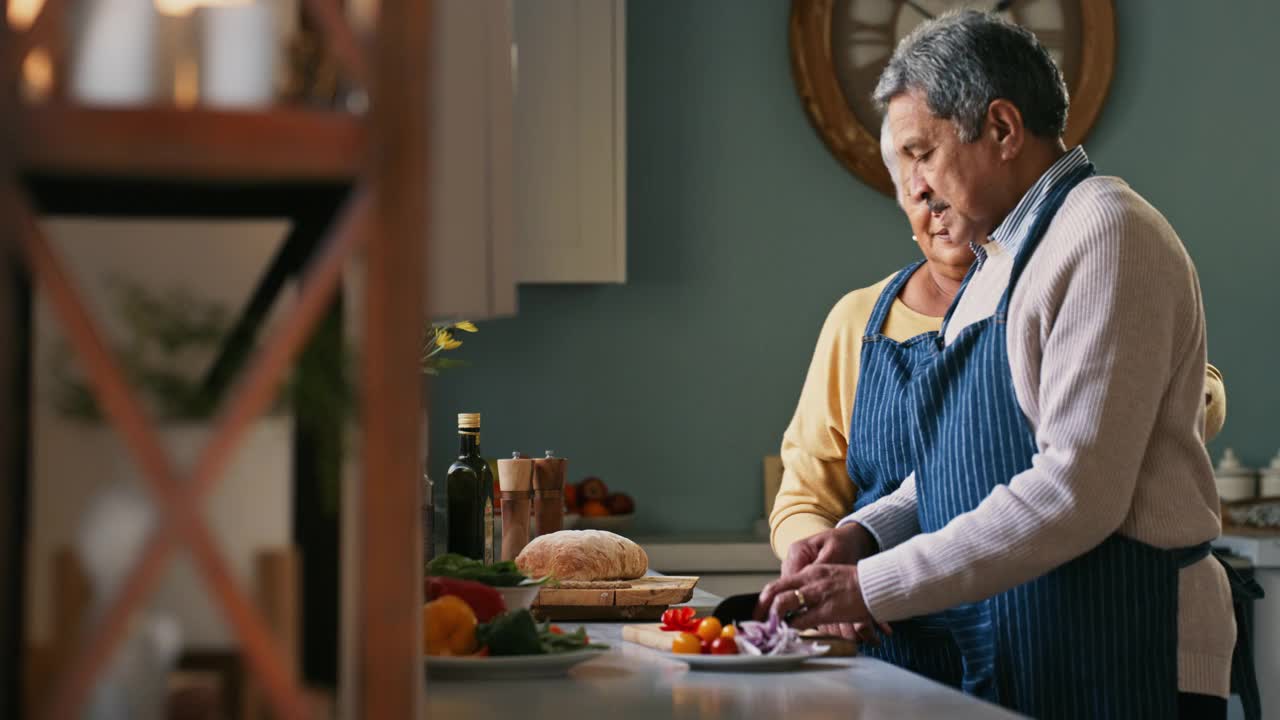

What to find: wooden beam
left=0, top=17, right=31, bottom=717
left=17, top=106, right=365, bottom=183
left=0, top=195, right=31, bottom=720
left=3, top=194, right=312, bottom=720
left=300, top=0, right=370, bottom=90
left=358, top=0, right=431, bottom=715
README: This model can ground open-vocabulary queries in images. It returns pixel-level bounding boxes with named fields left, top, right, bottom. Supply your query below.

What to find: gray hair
left=880, top=117, right=902, bottom=201
left=873, top=10, right=1068, bottom=142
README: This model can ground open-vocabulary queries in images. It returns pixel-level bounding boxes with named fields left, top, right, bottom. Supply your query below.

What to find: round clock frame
left=789, top=0, right=1116, bottom=196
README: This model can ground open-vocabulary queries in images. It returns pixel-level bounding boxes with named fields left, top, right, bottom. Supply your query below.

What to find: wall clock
left=790, top=0, right=1116, bottom=195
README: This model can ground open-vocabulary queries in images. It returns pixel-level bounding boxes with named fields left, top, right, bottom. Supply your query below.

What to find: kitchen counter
left=424, top=622, right=1022, bottom=719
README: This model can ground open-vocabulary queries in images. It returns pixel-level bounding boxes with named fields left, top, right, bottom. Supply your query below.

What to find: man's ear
left=985, top=99, right=1025, bottom=161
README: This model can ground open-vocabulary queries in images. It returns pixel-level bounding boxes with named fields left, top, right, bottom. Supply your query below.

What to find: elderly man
left=758, top=11, right=1259, bottom=720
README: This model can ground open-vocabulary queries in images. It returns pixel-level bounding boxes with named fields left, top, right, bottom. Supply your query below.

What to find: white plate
left=665, top=650, right=826, bottom=672
left=424, top=648, right=608, bottom=680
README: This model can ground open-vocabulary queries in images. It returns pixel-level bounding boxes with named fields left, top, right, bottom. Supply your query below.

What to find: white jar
left=70, top=0, right=158, bottom=106
left=196, top=0, right=278, bottom=108
left=1259, top=451, right=1280, bottom=499
left=1214, top=448, right=1257, bottom=502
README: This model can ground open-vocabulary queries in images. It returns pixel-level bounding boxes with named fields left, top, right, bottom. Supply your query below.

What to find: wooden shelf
left=15, top=104, right=366, bottom=184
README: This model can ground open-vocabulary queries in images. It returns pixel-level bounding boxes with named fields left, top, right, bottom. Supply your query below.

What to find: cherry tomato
left=720, top=624, right=736, bottom=640
left=695, top=617, right=722, bottom=643
left=710, top=637, right=739, bottom=655
left=700, top=638, right=712, bottom=654
left=672, top=632, right=701, bottom=654
left=549, top=625, right=563, bottom=635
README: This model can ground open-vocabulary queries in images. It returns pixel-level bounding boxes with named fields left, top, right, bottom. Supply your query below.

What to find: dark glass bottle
left=446, top=413, right=494, bottom=563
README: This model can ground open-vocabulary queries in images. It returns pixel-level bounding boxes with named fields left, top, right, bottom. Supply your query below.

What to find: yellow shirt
left=769, top=272, right=1228, bottom=560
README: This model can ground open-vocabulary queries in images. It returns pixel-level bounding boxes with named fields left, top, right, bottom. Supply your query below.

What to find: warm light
left=21, top=47, right=53, bottom=101
left=154, top=0, right=254, bottom=17
left=7, top=0, right=44, bottom=30
left=173, top=56, right=198, bottom=108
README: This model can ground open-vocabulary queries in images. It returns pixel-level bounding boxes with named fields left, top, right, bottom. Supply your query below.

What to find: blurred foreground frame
left=1, top=0, right=433, bottom=717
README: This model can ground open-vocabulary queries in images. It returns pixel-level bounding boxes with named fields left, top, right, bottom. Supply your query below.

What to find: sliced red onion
left=731, top=612, right=828, bottom=657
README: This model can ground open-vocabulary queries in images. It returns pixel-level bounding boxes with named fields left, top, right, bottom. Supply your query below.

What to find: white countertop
left=424, top=621, right=1022, bottom=719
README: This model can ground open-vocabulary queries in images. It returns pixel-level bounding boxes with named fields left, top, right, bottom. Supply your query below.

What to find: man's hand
left=755, top=564, right=881, bottom=630
left=781, top=522, right=878, bottom=577
left=817, top=621, right=891, bottom=647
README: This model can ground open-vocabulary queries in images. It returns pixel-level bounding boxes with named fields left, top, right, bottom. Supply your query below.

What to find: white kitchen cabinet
left=428, top=0, right=518, bottom=318
left=513, top=0, right=627, bottom=284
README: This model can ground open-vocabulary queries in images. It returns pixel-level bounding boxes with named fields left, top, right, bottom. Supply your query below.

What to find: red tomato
left=672, top=632, right=701, bottom=654
left=695, top=617, right=722, bottom=643
left=549, top=625, right=563, bottom=635
left=700, top=639, right=712, bottom=654
left=710, top=637, right=739, bottom=655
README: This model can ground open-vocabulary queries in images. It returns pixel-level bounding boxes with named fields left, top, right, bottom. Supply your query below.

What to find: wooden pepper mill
left=532, top=451, right=566, bottom=537
left=497, top=453, right=534, bottom=561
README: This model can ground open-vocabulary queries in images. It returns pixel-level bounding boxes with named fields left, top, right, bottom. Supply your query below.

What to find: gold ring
left=793, top=588, right=807, bottom=610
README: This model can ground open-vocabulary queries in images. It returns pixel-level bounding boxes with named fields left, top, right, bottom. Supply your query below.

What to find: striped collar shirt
left=989, top=145, right=1090, bottom=253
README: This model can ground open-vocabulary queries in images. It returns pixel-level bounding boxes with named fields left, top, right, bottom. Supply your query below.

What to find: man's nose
left=908, top=169, right=931, bottom=206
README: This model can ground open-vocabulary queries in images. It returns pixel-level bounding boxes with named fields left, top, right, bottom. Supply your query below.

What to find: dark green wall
left=430, top=1, right=1280, bottom=534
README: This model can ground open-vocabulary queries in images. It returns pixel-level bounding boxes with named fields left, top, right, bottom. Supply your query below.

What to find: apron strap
left=864, top=260, right=926, bottom=340
left=1211, top=548, right=1266, bottom=720
left=995, top=162, right=1097, bottom=317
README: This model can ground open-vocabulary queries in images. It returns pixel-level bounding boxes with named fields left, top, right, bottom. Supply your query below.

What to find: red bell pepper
left=426, top=576, right=507, bottom=622
left=660, top=607, right=699, bottom=632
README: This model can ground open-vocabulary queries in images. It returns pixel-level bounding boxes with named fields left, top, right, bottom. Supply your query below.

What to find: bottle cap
left=457, top=412, right=481, bottom=429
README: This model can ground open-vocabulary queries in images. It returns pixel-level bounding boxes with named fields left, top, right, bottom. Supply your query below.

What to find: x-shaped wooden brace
left=2, top=2, right=378, bottom=717
left=7, top=182, right=371, bottom=720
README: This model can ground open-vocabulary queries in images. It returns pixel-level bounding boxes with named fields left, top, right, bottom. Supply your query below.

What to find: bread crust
left=515, top=530, right=648, bottom=581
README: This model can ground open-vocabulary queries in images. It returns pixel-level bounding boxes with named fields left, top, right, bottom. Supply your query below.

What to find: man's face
left=887, top=90, right=1006, bottom=240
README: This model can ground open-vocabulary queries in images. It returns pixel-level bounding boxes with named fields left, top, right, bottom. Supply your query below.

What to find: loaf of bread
left=515, top=530, right=648, bottom=581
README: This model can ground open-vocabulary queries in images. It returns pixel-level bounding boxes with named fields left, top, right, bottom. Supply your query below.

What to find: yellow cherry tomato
left=423, top=595, right=478, bottom=656
left=719, top=624, right=736, bottom=640
left=672, top=631, right=702, bottom=654
left=695, top=617, right=723, bottom=643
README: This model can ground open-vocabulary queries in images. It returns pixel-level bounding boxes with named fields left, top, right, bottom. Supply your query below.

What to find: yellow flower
left=453, top=321, right=478, bottom=333
left=435, top=330, right=463, bottom=351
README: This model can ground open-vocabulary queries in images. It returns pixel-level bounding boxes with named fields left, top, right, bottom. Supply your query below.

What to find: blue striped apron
left=845, top=261, right=962, bottom=688
left=910, top=162, right=1263, bottom=719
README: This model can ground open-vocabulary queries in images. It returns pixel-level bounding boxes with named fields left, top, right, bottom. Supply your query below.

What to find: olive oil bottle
left=446, top=413, right=494, bottom=563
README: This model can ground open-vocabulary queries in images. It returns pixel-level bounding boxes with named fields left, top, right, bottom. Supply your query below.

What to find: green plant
left=49, top=279, right=351, bottom=424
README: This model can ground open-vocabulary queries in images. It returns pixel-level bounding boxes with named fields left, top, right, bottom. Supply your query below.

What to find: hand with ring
left=754, top=564, right=887, bottom=638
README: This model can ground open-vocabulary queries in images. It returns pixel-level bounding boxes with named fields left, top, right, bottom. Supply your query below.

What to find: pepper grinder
left=532, top=451, right=566, bottom=537
left=497, top=453, right=534, bottom=560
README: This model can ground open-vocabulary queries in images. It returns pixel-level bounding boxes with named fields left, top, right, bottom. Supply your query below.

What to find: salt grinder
left=532, top=451, right=566, bottom=537
left=497, top=453, right=534, bottom=561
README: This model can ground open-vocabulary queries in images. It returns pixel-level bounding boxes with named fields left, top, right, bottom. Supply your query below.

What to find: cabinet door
left=514, top=0, right=626, bottom=284
left=428, top=0, right=517, bottom=318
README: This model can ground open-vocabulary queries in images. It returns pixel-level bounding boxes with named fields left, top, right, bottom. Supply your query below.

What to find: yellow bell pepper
left=424, top=595, right=479, bottom=656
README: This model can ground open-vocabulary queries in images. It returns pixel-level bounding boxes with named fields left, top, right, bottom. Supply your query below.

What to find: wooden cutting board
left=530, top=576, right=698, bottom=621
left=622, top=623, right=858, bottom=657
